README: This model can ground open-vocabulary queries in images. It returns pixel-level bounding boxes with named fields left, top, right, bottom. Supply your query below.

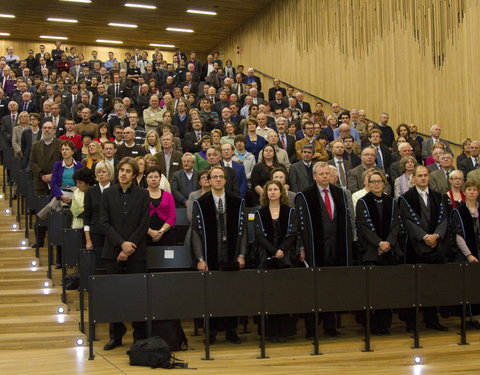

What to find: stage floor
left=1, top=315, right=480, bottom=375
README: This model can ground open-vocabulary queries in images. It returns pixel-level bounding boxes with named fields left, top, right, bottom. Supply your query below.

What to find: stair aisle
left=0, top=178, right=86, bottom=349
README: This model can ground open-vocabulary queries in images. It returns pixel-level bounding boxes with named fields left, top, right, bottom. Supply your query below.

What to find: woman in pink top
left=145, top=165, right=176, bottom=246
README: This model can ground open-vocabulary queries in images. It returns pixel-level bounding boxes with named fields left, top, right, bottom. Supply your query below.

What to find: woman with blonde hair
left=82, top=141, right=104, bottom=169
left=144, top=130, right=162, bottom=155
left=210, top=129, right=222, bottom=148
left=12, top=111, right=30, bottom=158
left=394, top=156, right=417, bottom=198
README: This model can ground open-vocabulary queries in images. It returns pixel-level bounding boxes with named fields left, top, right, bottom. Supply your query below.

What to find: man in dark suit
left=205, top=146, right=239, bottom=197
left=108, top=73, right=127, bottom=99
left=182, top=117, right=208, bottom=153
left=459, top=140, right=480, bottom=176
left=268, top=78, right=287, bottom=102
left=0, top=101, right=19, bottom=148
left=179, top=72, right=198, bottom=95
left=191, top=166, right=247, bottom=344
left=63, top=84, right=82, bottom=116
left=0, top=89, right=9, bottom=118
left=242, top=67, right=262, bottom=92
left=171, top=153, right=199, bottom=207
left=295, top=92, right=311, bottom=113
left=35, top=44, right=46, bottom=62
left=289, top=144, right=315, bottom=192
left=18, top=92, right=38, bottom=114
left=155, top=132, right=183, bottom=182
left=398, top=165, right=448, bottom=332
left=366, top=128, right=392, bottom=176
left=275, top=117, right=296, bottom=163
left=327, top=141, right=352, bottom=189
left=296, top=161, right=353, bottom=337
left=100, top=157, right=150, bottom=350
left=42, top=103, right=66, bottom=137
left=221, top=143, right=248, bottom=198
left=91, top=83, right=113, bottom=122
left=421, top=124, right=453, bottom=161
left=116, top=127, right=146, bottom=160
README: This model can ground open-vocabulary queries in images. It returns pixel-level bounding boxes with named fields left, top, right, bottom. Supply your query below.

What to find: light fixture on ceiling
left=47, top=17, right=78, bottom=23
left=124, top=3, right=156, bottom=9
left=108, top=22, right=138, bottom=28
left=59, top=0, right=92, bottom=3
left=40, top=35, right=68, bottom=40
left=166, top=27, right=194, bottom=33
left=187, top=9, right=217, bottom=16
left=96, top=39, right=123, bottom=44
left=0, top=14, right=15, bottom=18
left=149, top=43, right=175, bottom=48
left=0, top=32, right=10, bottom=36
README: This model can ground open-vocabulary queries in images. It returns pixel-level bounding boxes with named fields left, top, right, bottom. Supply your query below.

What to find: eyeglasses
left=369, top=180, right=384, bottom=184
left=200, top=176, right=209, bottom=180
left=209, top=175, right=225, bottom=180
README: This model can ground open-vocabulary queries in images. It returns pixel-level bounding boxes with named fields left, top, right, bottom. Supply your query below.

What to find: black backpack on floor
left=127, top=336, right=188, bottom=369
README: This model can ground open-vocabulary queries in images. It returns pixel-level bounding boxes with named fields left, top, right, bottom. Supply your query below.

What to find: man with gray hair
left=171, top=152, right=199, bottom=207
left=421, top=124, right=453, bottom=160
left=242, top=67, right=262, bottom=91
left=459, top=140, right=480, bottom=176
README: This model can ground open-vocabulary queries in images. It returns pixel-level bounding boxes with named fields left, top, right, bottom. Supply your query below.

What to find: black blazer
left=107, top=83, right=127, bottom=99
left=277, top=134, right=297, bottom=163
left=295, top=101, right=312, bottom=113
left=42, top=116, right=66, bottom=137
left=182, top=131, right=208, bottom=153
left=84, top=184, right=105, bottom=234
left=268, top=87, right=287, bottom=102
left=20, top=128, right=42, bottom=169
left=100, top=184, right=150, bottom=260
left=91, top=94, right=114, bottom=115
left=171, top=169, right=200, bottom=206
left=242, top=75, right=262, bottom=91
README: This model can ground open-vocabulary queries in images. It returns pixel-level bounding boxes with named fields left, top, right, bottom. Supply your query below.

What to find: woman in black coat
left=355, top=170, right=401, bottom=335
left=254, top=180, right=297, bottom=342
left=83, top=160, right=115, bottom=266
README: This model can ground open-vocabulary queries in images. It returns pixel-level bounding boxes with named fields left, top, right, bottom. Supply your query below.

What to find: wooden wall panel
left=215, top=0, right=480, bottom=145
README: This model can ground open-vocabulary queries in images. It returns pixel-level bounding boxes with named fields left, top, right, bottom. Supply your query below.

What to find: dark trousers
left=304, top=312, right=336, bottom=336
left=400, top=306, right=440, bottom=328
left=209, top=317, right=238, bottom=338
left=105, top=258, right=147, bottom=341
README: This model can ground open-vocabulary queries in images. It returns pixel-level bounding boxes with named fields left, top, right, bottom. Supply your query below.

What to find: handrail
left=255, top=69, right=462, bottom=148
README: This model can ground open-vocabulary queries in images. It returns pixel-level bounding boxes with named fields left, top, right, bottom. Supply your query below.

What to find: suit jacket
left=100, top=183, right=150, bottom=260
left=327, top=158, right=353, bottom=187
left=20, top=127, right=42, bottom=168
left=295, top=183, right=352, bottom=267
left=0, top=98, right=9, bottom=118
left=277, top=133, right=297, bottom=163
left=389, top=160, right=401, bottom=182
left=18, top=101, right=38, bottom=114
left=155, top=150, right=183, bottom=181
left=84, top=184, right=105, bottom=234
left=289, top=161, right=314, bottom=193
left=231, top=82, right=247, bottom=97
left=269, top=99, right=287, bottom=111
left=91, top=93, right=113, bottom=116
left=170, top=169, right=200, bottom=207
left=222, top=160, right=247, bottom=198
left=427, top=163, right=440, bottom=173
left=42, top=116, right=66, bottom=137
left=268, top=87, right=287, bottom=102
left=182, top=131, right=208, bottom=153
left=63, top=93, right=82, bottom=115
left=459, top=157, right=478, bottom=177
left=179, top=80, right=198, bottom=95
left=29, top=138, right=63, bottom=194
left=347, top=164, right=392, bottom=195
left=107, top=83, right=127, bottom=98
left=429, top=169, right=452, bottom=195
left=398, top=187, right=448, bottom=264
left=421, top=137, right=453, bottom=160
left=295, top=101, right=312, bottom=113
left=370, top=143, right=392, bottom=176
left=0, top=114, right=16, bottom=147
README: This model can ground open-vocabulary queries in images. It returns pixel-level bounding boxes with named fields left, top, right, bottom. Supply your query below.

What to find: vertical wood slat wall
left=216, top=0, right=480, bottom=144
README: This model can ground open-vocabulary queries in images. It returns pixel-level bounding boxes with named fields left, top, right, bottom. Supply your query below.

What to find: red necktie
left=323, top=189, right=333, bottom=220
left=281, top=135, right=286, bottom=149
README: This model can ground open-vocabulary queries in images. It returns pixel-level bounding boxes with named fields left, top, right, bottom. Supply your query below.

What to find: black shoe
left=324, top=329, right=341, bottom=337
left=426, top=323, right=448, bottom=331
left=226, top=333, right=242, bottom=344
left=103, top=339, right=122, bottom=350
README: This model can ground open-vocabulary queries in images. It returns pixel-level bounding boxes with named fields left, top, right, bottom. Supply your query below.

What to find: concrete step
left=0, top=257, right=39, bottom=268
